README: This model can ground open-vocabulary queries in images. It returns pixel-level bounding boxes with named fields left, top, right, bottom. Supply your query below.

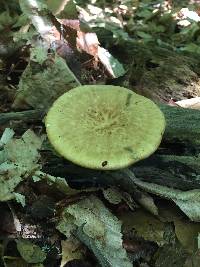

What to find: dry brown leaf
left=174, top=219, right=200, bottom=253
left=77, top=31, right=99, bottom=60
left=60, top=238, right=85, bottom=267
left=59, top=19, right=80, bottom=31
left=60, top=19, right=99, bottom=60
left=61, top=21, right=125, bottom=77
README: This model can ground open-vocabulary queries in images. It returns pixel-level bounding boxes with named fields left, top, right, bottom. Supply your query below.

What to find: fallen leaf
left=119, top=209, right=165, bottom=246
left=184, top=251, right=200, bottom=267
left=13, top=47, right=80, bottom=110
left=176, top=97, right=200, bottom=109
left=60, top=238, right=85, bottom=267
left=0, top=129, right=43, bottom=201
left=57, top=195, right=132, bottom=267
left=174, top=219, right=200, bottom=253
left=16, top=239, right=46, bottom=264
left=125, top=169, right=200, bottom=222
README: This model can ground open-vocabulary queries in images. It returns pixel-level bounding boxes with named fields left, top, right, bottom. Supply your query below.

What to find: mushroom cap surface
left=45, top=85, right=165, bottom=170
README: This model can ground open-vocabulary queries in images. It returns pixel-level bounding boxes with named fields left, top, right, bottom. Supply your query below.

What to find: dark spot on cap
left=124, top=147, right=137, bottom=159
left=102, top=161, right=108, bottom=167
left=125, top=93, right=132, bottom=107
left=124, top=146, right=134, bottom=153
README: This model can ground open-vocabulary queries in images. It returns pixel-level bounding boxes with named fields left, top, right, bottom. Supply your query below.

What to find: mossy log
left=159, top=104, right=200, bottom=148
left=129, top=104, right=200, bottom=190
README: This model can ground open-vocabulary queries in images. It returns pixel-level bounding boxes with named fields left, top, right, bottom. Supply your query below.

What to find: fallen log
left=42, top=104, right=200, bottom=191
left=1, top=105, right=200, bottom=190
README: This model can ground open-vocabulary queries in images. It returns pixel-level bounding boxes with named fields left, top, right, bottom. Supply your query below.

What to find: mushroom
left=45, top=85, right=165, bottom=170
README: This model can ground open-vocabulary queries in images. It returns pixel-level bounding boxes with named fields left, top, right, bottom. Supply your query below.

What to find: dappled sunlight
left=27, top=0, right=52, bottom=34
left=1, top=1, right=200, bottom=266
left=28, top=0, right=38, bottom=8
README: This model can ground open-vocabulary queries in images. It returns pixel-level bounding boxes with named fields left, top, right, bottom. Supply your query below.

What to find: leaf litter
left=0, top=129, right=43, bottom=201
left=1, top=0, right=200, bottom=266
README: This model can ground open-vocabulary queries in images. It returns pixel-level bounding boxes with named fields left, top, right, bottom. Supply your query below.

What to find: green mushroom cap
left=45, top=85, right=165, bottom=170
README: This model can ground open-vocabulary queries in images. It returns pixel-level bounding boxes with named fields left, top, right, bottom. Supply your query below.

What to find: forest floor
left=1, top=1, right=200, bottom=267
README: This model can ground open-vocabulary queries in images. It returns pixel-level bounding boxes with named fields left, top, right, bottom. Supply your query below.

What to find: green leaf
left=136, top=9, right=152, bottom=19
left=16, top=240, right=46, bottom=264
left=180, top=43, right=200, bottom=54
left=0, top=11, right=18, bottom=31
left=55, top=0, right=78, bottom=19
left=136, top=31, right=153, bottom=40
left=14, top=193, right=26, bottom=207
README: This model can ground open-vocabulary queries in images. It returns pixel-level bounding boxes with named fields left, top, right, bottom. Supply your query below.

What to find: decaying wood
left=159, top=104, right=200, bottom=147
left=1, top=104, right=200, bottom=190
